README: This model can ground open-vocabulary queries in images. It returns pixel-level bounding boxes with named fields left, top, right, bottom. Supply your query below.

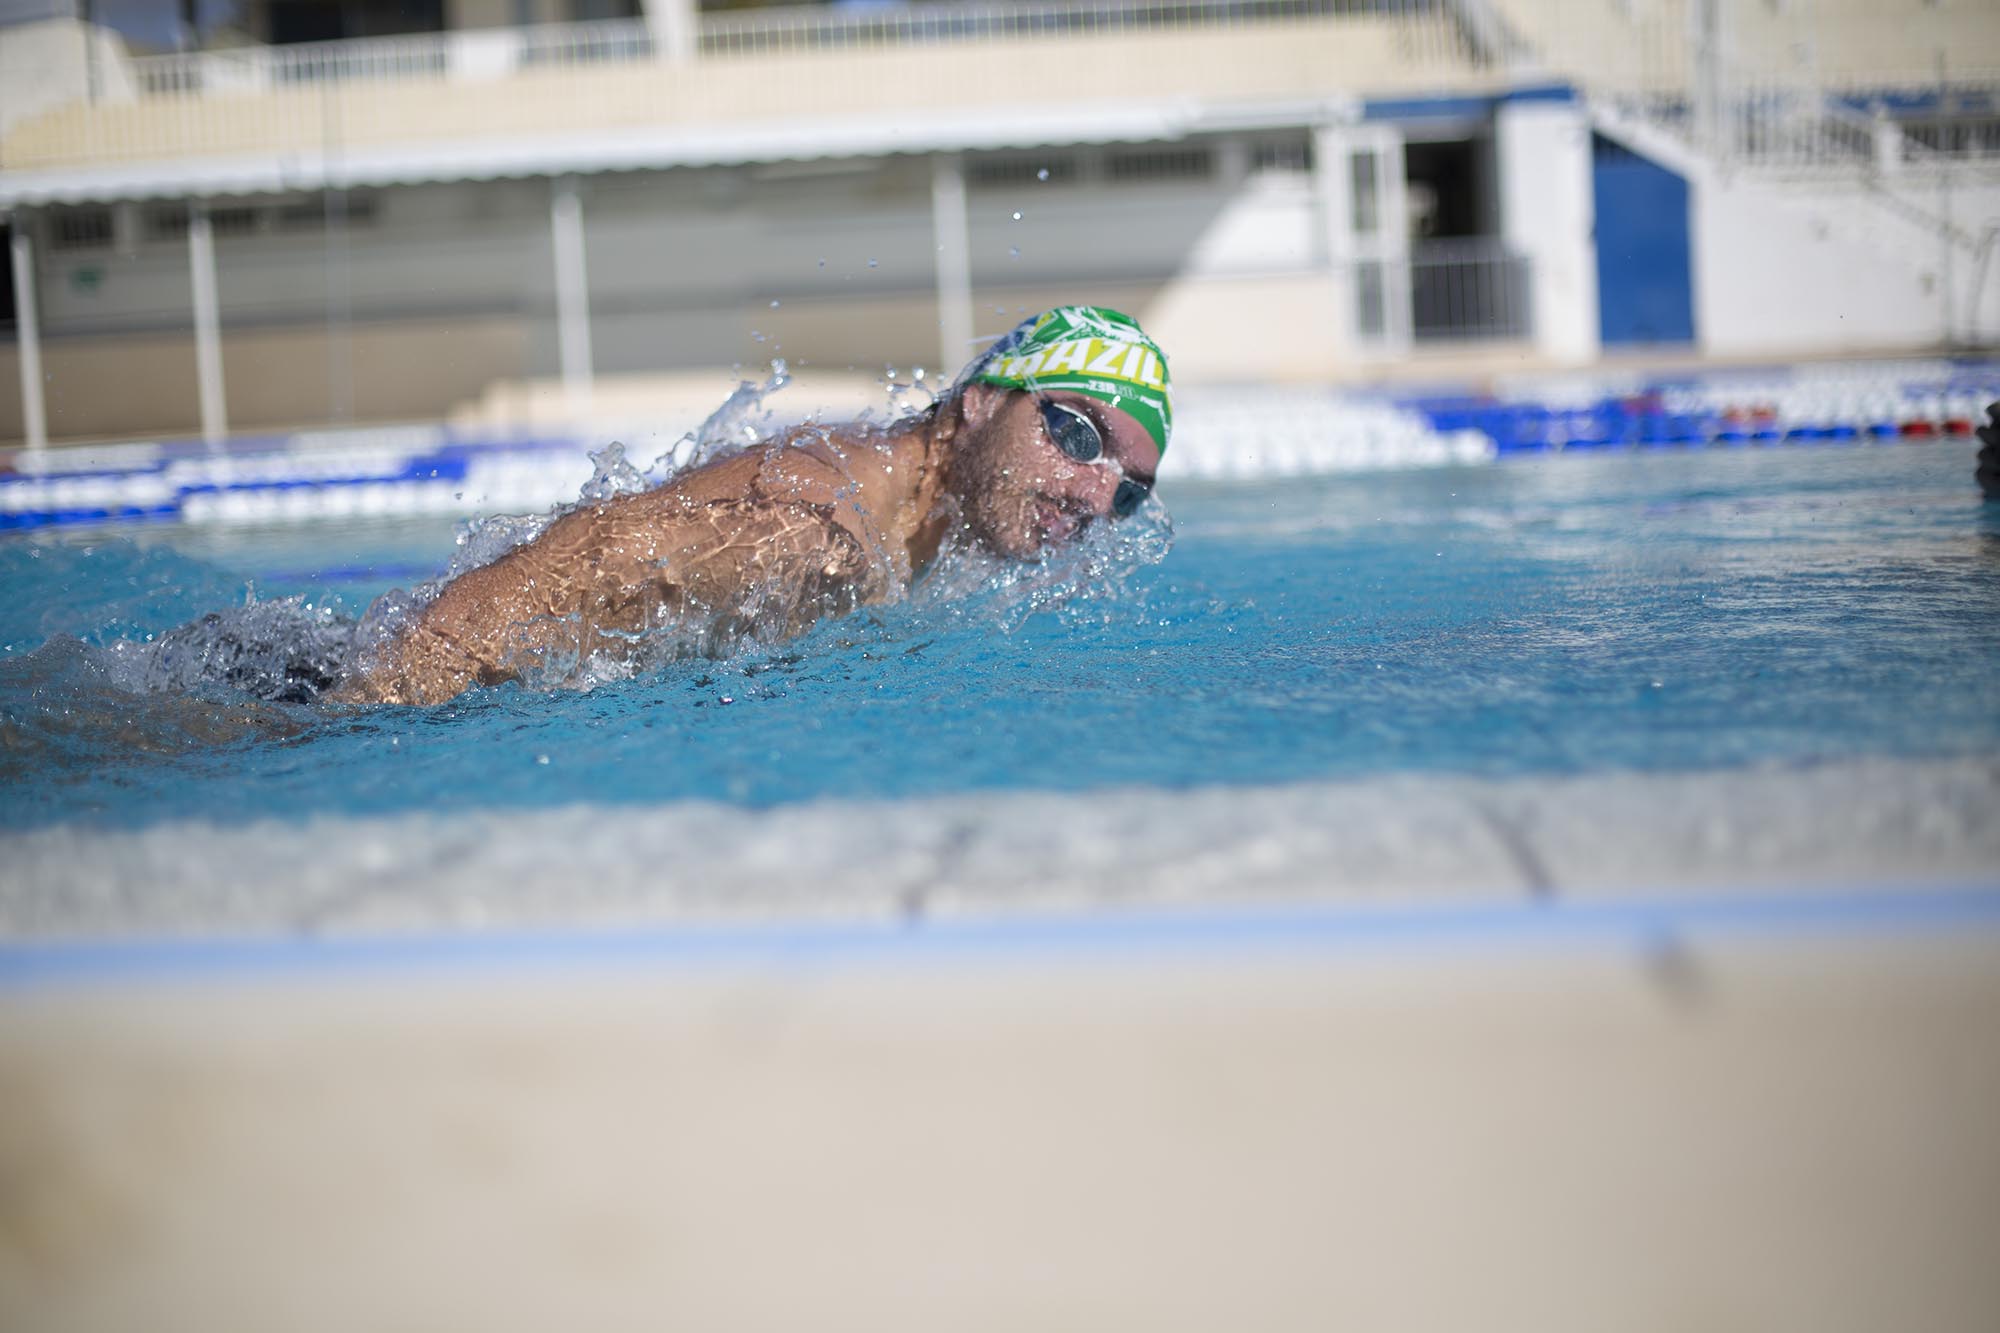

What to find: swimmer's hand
left=1978, top=402, right=2000, bottom=502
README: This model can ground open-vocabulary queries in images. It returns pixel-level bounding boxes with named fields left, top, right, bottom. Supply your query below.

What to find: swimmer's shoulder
left=559, top=421, right=922, bottom=534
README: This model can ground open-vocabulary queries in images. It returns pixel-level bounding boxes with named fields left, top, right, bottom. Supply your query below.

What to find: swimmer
left=1979, top=402, right=1999, bottom=501
left=338, top=306, right=1172, bottom=705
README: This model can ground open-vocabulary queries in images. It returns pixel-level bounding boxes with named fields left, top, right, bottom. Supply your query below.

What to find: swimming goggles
left=1036, top=397, right=1152, bottom=519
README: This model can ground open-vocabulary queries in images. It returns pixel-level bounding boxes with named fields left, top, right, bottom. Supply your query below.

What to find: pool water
left=2, top=444, right=1996, bottom=836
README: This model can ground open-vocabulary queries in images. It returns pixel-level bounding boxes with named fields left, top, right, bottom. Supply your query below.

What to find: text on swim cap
left=990, top=339, right=1165, bottom=390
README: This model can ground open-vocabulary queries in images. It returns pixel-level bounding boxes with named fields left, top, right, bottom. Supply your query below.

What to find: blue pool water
left=2, top=443, right=1996, bottom=835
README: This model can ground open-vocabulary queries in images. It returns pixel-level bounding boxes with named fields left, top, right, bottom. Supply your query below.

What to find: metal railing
left=700, top=0, right=1463, bottom=56
left=1409, top=239, right=1530, bottom=342
left=130, top=0, right=1482, bottom=98
left=1697, top=68, right=2000, bottom=175
left=1482, top=0, right=2000, bottom=175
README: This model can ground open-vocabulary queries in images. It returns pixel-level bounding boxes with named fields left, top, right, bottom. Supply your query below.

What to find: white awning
left=0, top=97, right=1355, bottom=207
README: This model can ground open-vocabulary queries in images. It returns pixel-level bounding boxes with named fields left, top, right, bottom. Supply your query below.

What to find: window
left=1105, top=147, right=1213, bottom=183
left=51, top=207, right=113, bottom=252
left=277, top=197, right=327, bottom=231
left=967, top=155, right=1077, bottom=189
left=1349, top=150, right=1380, bottom=236
left=144, top=202, right=190, bottom=241
left=1355, top=261, right=1386, bottom=339
left=209, top=206, right=261, bottom=236
left=1252, top=139, right=1311, bottom=174
left=340, top=191, right=381, bottom=225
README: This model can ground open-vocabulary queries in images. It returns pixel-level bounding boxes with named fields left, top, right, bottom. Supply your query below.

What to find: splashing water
left=656, top=359, right=796, bottom=477
left=904, top=500, right=1174, bottom=640
left=98, top=599, right=355, bottom=704
left=578, top=441, right=652, bottom=505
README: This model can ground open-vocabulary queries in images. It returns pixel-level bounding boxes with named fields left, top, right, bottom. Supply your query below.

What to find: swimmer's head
left=938, top=306, right=1168, bottom=558
left=955, top=306, right=1172, bottom=456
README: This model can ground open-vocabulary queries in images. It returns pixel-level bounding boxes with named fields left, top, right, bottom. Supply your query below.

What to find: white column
left=188, top=201, right=229, bottom=446
left=1371, top=127, right=1412, bottom=354
left=930, top=153, right=974, bottom=379
left=550, top=176, right=594, bottom=419
left=1497, top=97, right=1600, bottom=366
left=9, top=217, right=48, bottom=454
left=1312, top=124, right=1355, bottom=359
left=641, top=0, right=696, bottom=64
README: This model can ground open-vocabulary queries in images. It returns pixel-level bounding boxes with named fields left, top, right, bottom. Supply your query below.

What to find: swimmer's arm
left=337, top=476, right=873, bottom=706
left=336, top=496, right=649, bottom=706
left=335, top=540, right=568, bottom=706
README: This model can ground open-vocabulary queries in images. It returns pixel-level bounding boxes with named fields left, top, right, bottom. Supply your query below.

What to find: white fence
left=699, top=0, right=1467, bottom=58
left=129, top=0, right=1482, bottom=98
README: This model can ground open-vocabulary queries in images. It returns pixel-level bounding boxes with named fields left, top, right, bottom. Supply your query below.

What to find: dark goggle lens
left=1111, top=477, right=1150, bottom=519
left=1039, top=396, right=1150, bottom=520
left=1039, top=399, right=1103, bottom=463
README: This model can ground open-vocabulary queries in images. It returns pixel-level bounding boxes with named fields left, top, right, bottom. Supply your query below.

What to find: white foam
left=3, top=757, right=1994, bottom=940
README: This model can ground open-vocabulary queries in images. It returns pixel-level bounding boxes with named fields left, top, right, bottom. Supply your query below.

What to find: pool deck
left=4, top=915, right=1998, bottom=1333
left=4, top=755, right=1995, bottom=939
left=2, top=756, right=1999, bottom=1331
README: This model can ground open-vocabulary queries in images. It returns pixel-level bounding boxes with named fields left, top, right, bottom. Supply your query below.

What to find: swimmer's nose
left=1068, top=463, right=1123, bottom=517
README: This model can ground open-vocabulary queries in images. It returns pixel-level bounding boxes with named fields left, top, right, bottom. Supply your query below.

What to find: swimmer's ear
left=953, top=383, right=1009, bottom=433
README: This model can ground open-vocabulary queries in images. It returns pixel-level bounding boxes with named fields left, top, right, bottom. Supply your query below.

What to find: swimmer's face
left=944, top=385, right=1162, bottom=558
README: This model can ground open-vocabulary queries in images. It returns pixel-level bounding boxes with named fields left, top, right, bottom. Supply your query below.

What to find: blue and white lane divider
left=0, top=429, right=600, bottom=532
left=3, top=361, right=1995, bottom=532
left=1401, top=359, right=2000, bottom=455
left=1, top=884, right=1996, bottom=990
left=2, top=412, right=1496, bottom=531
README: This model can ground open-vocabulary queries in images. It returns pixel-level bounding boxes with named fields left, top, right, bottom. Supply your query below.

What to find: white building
left=1, top=0, right=1996, bottom=449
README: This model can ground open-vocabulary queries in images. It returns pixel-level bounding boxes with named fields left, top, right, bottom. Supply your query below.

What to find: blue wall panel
left=1593, top=135, right=1695, bottom=346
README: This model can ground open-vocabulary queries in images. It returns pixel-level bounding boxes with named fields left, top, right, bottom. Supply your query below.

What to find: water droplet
left=1009, top=246, right=1020, bottom=260
left=719, top=695, right=735, bottom=705
left=752, top=331, right=767, bottom=342
left=1011, top=211, right=1023, bottom=221
left=535, top=754, right=550, bottom=765
left=867, top=258, right=878, bottom=268
left=817, top=258, right=825, bottom=267
left=769, top=299, right=781, bottom=308
left=1037, top=167, right=1050, bottom=181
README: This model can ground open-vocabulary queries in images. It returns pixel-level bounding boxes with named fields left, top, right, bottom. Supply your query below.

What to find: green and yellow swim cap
left=962, top=306, right=1172, bottom=455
